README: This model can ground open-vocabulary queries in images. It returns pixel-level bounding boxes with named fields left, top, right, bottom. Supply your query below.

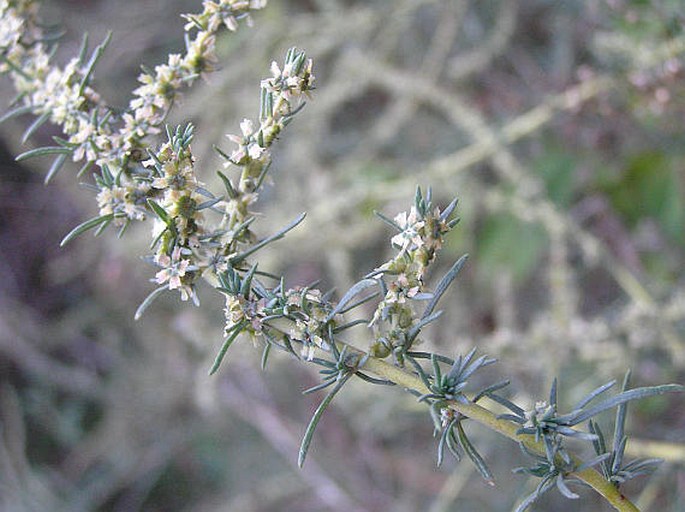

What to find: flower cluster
left=221, top=282, right=333, bottom=361
left=224, top=293, right=267, bottom=336
left=1, top=0, right=269, bottom=178
left=285, top=288, right=331, bottom=360
left=135, top=45, right=315, bottom=308
left=95, top=181, right=149, bottom=222
left=218, top=47, right=315, bottom=252
left=1, top=1, right=283, bottom=306
left=369, top=189, right=459, bottom=362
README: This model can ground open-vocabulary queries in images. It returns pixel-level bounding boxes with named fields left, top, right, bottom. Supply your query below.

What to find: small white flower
left=240, top=118, right=254, bottom=137
left=247, top=142, right=264, bottom=160
left=391, top=207, right=424, bottom=250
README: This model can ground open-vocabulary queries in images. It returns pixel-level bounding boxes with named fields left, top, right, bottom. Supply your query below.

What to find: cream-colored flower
left=391, top=207, right=424, bottom=251
left=155, top=246, right=190, bottom=290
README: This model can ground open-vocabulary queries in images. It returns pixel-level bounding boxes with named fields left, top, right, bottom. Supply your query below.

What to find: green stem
left=361, top=356, right=641, bottom=512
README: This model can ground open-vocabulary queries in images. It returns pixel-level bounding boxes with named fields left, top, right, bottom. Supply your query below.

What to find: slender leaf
left=406, top=310, right=443, bottom=342
left=134, top=285, right=168, bottom=321
left=457, top=421, right=494, bottom=484
left=559, top=384, right=684, bottom=426
left=16, top=145, right=72, bottom=161
left=298, top=372, right=351, bottom=467
left=60, top=213, right=114, bottom=246
left=374, top=210, right=401, bottom=230
left=78, top=31, right=112, bottom=96
left=230, top=212, right=306, bottom=265
left=326, top=278, right=378, bottom=321
left=208, top=322, right=245, bottom=375
left=555, top=476, right=579, bottom=500
left=336, top=290, right=380, bottom=316
left=575, top=380, right=616, bottom=410
left=487, top=392, right=525, bottom=417
left=473, top=380, right=510, bottom=403
left=576, top=452, right=611, bottom=473
left=217, top=170, right=237, bottom=198
left=303, top=379, right=336, bottom=395
left=422, top=254, right=468, bottom=320
left=0, top=104, right=33, bottom=124
left=436, top=420, right=454, bottom=467
left=22, top=111, right=50, bottom=143
left=355, top=372, right=394, bottom=386
left=240, top=263, right=258, bottom=297
left=612, top=370, right=631, bottom=471
left=439, top=197, right=459, bottom=222
left=196, top=196, right=223, bottom=211
left=44, top=152, right=69, bottom=184
left=147, top=199, right=173, bottom=226
left=77, top=32, right=90, bottom=64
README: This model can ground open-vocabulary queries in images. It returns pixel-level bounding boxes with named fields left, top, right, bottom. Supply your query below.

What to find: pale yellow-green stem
left=361, top=356, right=641, bottom=512
left=256, top=311, right=644, bottom=510
left=261, top=319, right=640, bottom=510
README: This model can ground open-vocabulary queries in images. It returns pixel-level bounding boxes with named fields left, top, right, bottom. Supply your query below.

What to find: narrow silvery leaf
left=298, top=373, right=351, bottom=468
left=326, top=278, right=378, bottom=321
left=406, top=351, right=454, bottom=365
left=559, top=384, right=684, bottom=426
left=44, top=153, right=68, bottom=184
left=77, top=32, right=89, bottom=64
left=575, top=380, right=616, bottom=410
left=230, top=212, right=306, bottom=265
left=612, top=370, right=631, bottom=468
left=213, top=144, right=234, bottom=162
left=134, top=285, right=168, bottom=321
left=355, top=372, right=394, bottom=386
left=431, top=354, right=442, bottom=386
left=374, top=210, right=401, bottom=230
left=487, top=393, right=525, bottom=417
left=0, top=104, right=32, bottom=124
left=436, top=423, right=451, bottom=467
left=458, top=352, right=496, bottom=382
left=473, top=380, right=510, bottom=403
left=16, top=145, right=72, bottom=161
left=406, top=310, right=443, bottom=342
left=255, top=161, right=272, bottom=192
left=60, top=214, right=114, bottom=246
left=336, top=290, right=379, bottom=316
left=196, top=197, right=224, bottom=213
left=117, top=219, right=130, bottom=239
left=457, top=421, right=494, bottom=484
left=332, top=319, right=369, bottom=333
left=77, top=160, right=92, bottom=178
left=611, top=436, right=628, bottom=476
left=406, top=354, right=431, bottom=390
left=147, top=199, right=173, bottom=227
left=194, top=187, right=216, bottom=199
left=550, top=378, right=558, bottom=408
left=594, top=422, right=608, bottom=458
left=439, top=197, right=459, bottom=222
left=240, top=263, right=258, bottom=297
left=576, top=452, right=611, bottom=473
left=21, top=111, right=50, bottom=144
left=93, top=215, right=113, bottom=237
left=621, top=457, right=662, bottom=473
left=303, top=378, right=336, bottom=395
left=209, top=322, right=245, bottom=375
left=422, top=254, right=468, bottom=320
left=216, top=170, right=238, bottom=198
left=555, top=476, right=579, bottom=500
left=78, top=32, right=112, bottom=96
left=514, top=490, right=541, bottom=512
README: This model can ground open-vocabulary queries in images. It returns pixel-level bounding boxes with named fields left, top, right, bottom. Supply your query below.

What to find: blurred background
left=1, top=0, right=684, bottom=510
